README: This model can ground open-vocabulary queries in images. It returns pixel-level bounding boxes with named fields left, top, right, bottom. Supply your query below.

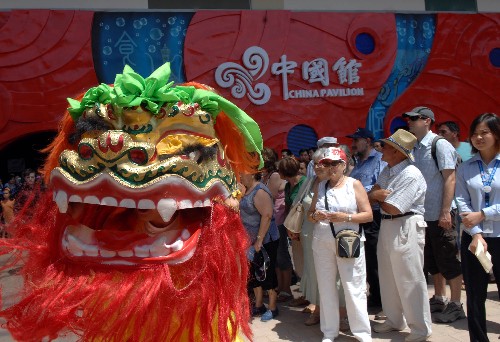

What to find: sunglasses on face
left=407, top=115, right=428, bottom=122
left=318, top=161, right=343, bottom=167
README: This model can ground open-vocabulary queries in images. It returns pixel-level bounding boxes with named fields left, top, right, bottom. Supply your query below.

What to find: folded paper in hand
left=469, top=241, right=493, bottom=273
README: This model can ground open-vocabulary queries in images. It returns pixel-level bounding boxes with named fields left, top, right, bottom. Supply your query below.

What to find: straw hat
left=381, top=129, right=417, bottom=162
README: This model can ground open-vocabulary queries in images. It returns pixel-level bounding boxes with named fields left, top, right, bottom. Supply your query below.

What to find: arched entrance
left=0, top=131, right=57, bottom=182
left=286, top=124, right=318, bottom=157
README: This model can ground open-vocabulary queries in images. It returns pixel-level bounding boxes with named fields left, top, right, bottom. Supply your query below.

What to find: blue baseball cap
left=346, top=127, right=374, bottom=140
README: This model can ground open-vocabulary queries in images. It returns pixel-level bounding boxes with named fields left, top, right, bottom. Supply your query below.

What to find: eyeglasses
left=314, top=161, right=343, bottom=168
left=407, top=115, right=428, bottom=122
left=248, top=246, right=269, bottom=281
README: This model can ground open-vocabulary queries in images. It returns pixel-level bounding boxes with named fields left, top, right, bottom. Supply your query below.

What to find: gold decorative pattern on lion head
left=48, top=63, right=263, bottom=267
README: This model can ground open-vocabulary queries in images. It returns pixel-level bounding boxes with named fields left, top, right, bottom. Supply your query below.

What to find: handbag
left=323, top=181, right=361, bottom=258
left=283, top=178, right=313, bottom=233
left=283, top=201, right=304, bottom=233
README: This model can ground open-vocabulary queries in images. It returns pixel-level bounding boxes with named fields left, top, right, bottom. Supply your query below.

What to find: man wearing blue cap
left=347, top=127, right=387, bottom=310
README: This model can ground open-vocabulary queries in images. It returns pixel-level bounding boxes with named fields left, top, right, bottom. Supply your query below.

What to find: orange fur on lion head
left=3, top=65, right=261, bottom=341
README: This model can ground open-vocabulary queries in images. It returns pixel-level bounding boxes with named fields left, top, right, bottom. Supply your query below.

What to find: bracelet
left=348, top=214, right=352, bottom=222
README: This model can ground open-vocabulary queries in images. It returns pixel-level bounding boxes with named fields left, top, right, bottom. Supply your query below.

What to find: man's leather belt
left=381, top=212, right=415, bottom=220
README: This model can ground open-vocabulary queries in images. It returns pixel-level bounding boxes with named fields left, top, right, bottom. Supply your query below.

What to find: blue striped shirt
left=455, top=153, right=500, bottom=237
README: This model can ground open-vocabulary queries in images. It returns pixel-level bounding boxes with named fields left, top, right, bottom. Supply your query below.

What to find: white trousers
left=377, top=215, right=432, bottom=337
left=312, top=224, right=372, bottom=342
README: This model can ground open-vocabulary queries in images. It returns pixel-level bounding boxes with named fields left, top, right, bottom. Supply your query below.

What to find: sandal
left=302, top=307, right=313, bottom=314
left=277, top=291, right=293, bottom=302
left=339, top=317, right=350, bottom=332
left=288, top=296, right=310, bottom=307
left=304, top=312, right=320, bottom=326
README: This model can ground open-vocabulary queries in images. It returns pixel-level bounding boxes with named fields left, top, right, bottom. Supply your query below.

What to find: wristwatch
left=347, top=214, right=352, bottom=222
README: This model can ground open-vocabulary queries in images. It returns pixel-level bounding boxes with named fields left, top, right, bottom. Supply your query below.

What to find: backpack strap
left=431, top=136, right=462, bottom=173
left=431, top=135, right=444, bottom=172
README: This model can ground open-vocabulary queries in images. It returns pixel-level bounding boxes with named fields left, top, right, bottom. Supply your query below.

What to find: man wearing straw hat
left=369, top=129, right=432, bottom=342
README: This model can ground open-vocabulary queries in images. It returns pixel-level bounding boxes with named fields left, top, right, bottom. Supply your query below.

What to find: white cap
left=317, top=137, right=338, bottom=147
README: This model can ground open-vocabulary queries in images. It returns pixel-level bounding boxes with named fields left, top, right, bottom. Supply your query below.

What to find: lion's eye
left=128, top=148, right=148, bottom=165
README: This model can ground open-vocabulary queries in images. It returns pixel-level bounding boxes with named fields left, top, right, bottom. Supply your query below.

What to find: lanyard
left=477, top=160, right=500, bottom=207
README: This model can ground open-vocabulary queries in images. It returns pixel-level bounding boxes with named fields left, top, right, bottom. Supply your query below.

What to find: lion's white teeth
left=101, top=197, right=118, bottom=207
left=204, top=198, right=211, bottom=206
left=150, top=236, right=169, bottom=257
left=83, top=245, right=99, bottom=257
left=138, top=199, right=155, bottom=210
left=150, top=247, right=170, bottom=257
left=67, top=244, right=83, bottom=256
left=83, top=196, right=100, bottom=205
left=157, top=199, right=177, bottom=222
left=100, top=249, right=116, bottom=258
left=193, top=200, right=203, bottom=207
left=170, top=239, right=184, bottom=252
left=55, top=191, right=68, bottom=213
left=152, top=235, right=167, bottom=247
left=69, top=194, right=82, bottom=203
left=117, top=250, right=134, bottom=257
left=178, top=199, right=192, bottom=209
left=181, top=229, right=191, bottom=240
left=119, top=199, right=136, bottom=208
left=134, top=246, right=150, bottom=257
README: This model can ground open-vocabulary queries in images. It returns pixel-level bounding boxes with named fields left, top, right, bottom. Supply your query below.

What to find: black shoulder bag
left=324, top=181, right=361, bottom=258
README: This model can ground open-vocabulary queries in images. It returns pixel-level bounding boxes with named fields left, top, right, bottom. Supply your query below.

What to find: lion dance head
left=0, top=63, right=263, bottom=341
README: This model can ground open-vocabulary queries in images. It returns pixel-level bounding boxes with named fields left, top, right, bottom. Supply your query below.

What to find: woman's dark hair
left=281, top=148, right=293, bottom=157
left=253, top=172, right=263, bottom=181
left=262, top=147, right=278, bottom=173
left=469, top=113, right=500, bottom=154
left=278, top=157, right=300, bottom=178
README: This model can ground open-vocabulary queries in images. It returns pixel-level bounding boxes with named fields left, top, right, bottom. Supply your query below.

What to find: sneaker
left=261, top=308, right=279, bottom=322
left=429, top=296, right=447, bottom=313
left=373, top=322, right=404, bottom=333
left=434, top=302, right=466, bottom=323
left=405, top=333, right=431, bottom=341
left=251, top=305, right=267, bottom=317
left=374, top=311, right=387, bottom=320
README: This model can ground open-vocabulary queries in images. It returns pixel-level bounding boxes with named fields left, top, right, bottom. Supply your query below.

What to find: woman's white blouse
left=315, top=177, right=363, bottom=238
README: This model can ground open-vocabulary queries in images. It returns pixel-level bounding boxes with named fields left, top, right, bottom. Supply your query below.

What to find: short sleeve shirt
left=413, top=131, right=457, bottom=221
left=376, top=159, right=427, bottom=216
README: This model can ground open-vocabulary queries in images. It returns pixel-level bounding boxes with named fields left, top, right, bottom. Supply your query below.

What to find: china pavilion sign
left=215, top=46, right=365, bottom=106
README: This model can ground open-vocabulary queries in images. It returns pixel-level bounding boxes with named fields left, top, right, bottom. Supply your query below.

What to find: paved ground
left=249, top=284, right=500, bottom=342
left=0, top=254, right=499, bottom=341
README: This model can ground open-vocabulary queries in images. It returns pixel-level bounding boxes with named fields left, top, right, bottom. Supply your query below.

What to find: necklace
left=330, top=175, right=345, bottom=189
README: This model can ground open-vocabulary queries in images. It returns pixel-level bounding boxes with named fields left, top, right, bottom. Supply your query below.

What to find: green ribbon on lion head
left=67, top=63, right=263, bottom=168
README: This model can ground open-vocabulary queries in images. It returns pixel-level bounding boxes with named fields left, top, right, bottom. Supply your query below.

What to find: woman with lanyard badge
left=308, top=147, right=373, bottom=342
left=455, top=112, right=500, bottom=342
